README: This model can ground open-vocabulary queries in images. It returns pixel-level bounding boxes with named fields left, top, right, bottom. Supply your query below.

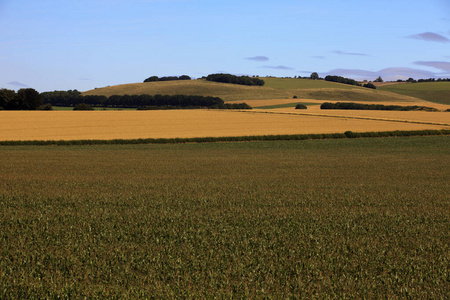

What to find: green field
left=52, top=106, right=136, bottom=111
left=1, top=136, right=449, bottom=298
left=379, top=82, right=450, bottom=105
left=83, top=78, right=423, bottom=103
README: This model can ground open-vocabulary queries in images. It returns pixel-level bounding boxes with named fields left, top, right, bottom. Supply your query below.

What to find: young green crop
left=0, top=136, right=449, bottom=298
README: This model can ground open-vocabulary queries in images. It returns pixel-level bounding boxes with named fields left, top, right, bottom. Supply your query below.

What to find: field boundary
left=0, top=129, right=448, bottom=146
left=244, top=110, right=450, bottom=127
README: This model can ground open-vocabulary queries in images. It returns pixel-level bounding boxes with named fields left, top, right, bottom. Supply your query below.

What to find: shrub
left=73, top=103, right=94, bottom=110
left=37, top=103, right=53, bottom=110
left=295, top=104, right=307, bottom=109
left=363, top=82, right=376, bottom=89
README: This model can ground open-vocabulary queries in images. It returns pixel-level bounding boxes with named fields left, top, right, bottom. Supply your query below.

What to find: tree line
left=41, top=91, right=251, bottom=110
left=2, top=88, right=252, bottom=110
left=143, top=75, right=191, bottom=82
left=43, top=92, right=223, bottom=108
left=320, top=102, right=437, bottom=111
left=205, top=74, right=265, bottom=86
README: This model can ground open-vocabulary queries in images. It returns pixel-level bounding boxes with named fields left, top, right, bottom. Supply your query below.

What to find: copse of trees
left=0, top=88, right=43, bottom=110
left=143, top=75, right=191, bottom=83
left=205, top=73, right=265, bottom=86
left=324, top=75, right=361, bottom=86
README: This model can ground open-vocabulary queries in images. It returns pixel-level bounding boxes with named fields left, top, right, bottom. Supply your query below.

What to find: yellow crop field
left=1, top=110, right=448, bottom=141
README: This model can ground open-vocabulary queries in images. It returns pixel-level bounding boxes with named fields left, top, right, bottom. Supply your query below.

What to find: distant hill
left=378, top=82, right=450, bottom=105
left=83, top=78, right=426, bottom=103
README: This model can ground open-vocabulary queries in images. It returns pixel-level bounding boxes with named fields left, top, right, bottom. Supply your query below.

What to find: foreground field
left=0, top=137, right=449, bottom=298
left=0, top=110, right=448, bottom=141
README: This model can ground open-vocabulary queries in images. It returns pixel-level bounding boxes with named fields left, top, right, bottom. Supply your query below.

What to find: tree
left=0, top=89, right=16, bottom=109
left=10, top=88, right=42, bottom=110
left=310, top=72, right=319, bottom=80
left=374, top=76, right=383, bottom=82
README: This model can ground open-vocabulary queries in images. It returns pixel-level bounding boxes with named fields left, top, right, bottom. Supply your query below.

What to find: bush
left=37, top=104, right=53, bottom=110
left=363, top=82, right=376, bottom=89
left=73, top=103, right=94, bottom=110
left=295, top=104, right=307, bottom=109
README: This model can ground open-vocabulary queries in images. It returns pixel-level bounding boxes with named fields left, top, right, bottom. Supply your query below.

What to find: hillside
left=83, top=78, right=424, bottom=103
left=378, top=82, right=450, bottom=105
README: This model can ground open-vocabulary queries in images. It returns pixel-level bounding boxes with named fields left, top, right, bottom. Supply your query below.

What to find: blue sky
left=1, top=0, right=449, bottom=92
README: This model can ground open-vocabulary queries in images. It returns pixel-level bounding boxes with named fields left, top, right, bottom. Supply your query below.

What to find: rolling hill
left=83, top=78, right=425, bottom=104
left=378, top=82, right=450, bottom=105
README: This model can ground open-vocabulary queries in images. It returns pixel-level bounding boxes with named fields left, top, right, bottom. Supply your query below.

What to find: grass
left=0, top=136, right=448, bottom=298
left=379, top=82, right=450, bottom=105
left=262, top=78, right=355, bottom=90
left=52, top=106, right=136, bottom=111
left=83, top=78, right=422, bottom=103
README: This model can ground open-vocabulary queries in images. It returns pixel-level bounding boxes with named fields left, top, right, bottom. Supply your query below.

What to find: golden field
left=0, top=109, right=448, bottom=141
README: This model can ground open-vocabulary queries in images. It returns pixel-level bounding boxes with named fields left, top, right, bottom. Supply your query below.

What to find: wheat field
left=1, top=110, right=448, bottom=141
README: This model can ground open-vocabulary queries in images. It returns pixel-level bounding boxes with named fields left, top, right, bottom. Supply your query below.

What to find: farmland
left=0, top=110, right=448, bottom=141
left=1, top=136, right=449, bottom=298
left=1, top=77, right=449, bottom=298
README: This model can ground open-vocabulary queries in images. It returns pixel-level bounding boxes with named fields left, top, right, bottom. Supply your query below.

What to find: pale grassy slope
left=379, top=82, right=450, bottom=105
left=83, top=79, right=423, bottom=103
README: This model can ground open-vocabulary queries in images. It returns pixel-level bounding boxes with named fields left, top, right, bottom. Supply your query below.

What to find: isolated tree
left=374, top=76, right=383, bottom=82
left=310, top=72, right=319, bottom=80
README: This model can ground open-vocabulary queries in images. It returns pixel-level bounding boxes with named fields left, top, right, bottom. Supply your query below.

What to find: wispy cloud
left=79, top=77, right=92, bottom=81
left=414, top=61, right=450, bottom=73
left=8, top=81, right=29, bottom=88
left=323, top=67, right=437, bottom=81
left=332, top=50, right=369, bottom=56
left=407, top=32, right=450, bottom=43
left=244, top=56, right=269, bottom=62
left=262, top=65, right=295, bottom=70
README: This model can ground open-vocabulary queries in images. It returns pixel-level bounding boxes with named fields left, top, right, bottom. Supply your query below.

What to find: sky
left=0, top=0, right=449, bottom=92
